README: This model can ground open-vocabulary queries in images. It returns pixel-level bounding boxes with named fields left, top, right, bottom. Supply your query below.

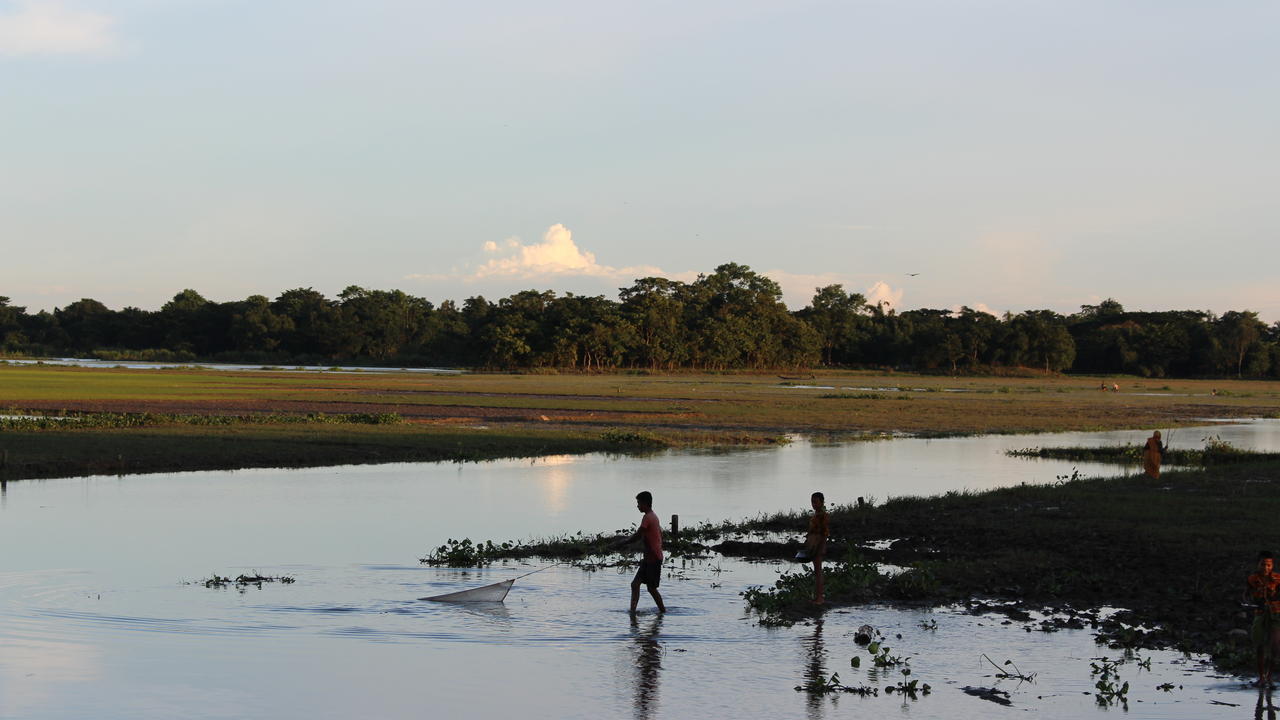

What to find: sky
left=2, top=0, right=1277, bottom=320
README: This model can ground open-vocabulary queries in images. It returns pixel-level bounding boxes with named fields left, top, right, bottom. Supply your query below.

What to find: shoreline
left=3, top=364, right=1277, bottom=482
left=462, top=460, right=1280, bottom=676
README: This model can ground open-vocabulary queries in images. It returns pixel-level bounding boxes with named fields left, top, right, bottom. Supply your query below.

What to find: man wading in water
left=1246, top=551, right=1280, bottom=687
left=611, top=491, right=666, bottom=614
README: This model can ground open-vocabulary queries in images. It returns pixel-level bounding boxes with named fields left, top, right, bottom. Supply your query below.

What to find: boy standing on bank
left=612, top=491, right=666, bottom=614
left=807, top=492, right=830, bottom=605
left=1246, top=550, right=1280, bottom=686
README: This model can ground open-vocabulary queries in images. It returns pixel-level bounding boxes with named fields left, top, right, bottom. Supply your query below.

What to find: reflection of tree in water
left=802, top=618, right=827, bottom=720
left=630, top=614, right=664, bottom=720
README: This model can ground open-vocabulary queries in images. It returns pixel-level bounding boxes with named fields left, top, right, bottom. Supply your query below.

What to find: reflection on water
left=2, top=421, right=1280, bottom=718
left=802, top=619, right=826, bottom=720
left=0, top=636, right=101, bottom=717
left=629, top=613, right=664, bottom=720
left=1258, top=686, right=1278, bottom=720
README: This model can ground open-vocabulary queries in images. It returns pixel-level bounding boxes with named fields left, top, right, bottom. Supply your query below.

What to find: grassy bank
left=709, top=461, right=1280, bottom=672
left=0, top=423, right=681, bottom=480
left=2, top=363, right=1278, bottom=480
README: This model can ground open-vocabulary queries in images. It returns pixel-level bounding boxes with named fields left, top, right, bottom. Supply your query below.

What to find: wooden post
left=670, top=514, right=679, bottom=541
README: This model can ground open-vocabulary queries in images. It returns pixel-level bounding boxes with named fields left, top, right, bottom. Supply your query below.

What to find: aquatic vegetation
left=599, top=428, right=668, bottom=447
left=419, top=538, right=518, bottom=567
left=1090, top=656, right=1131, bottom=708
left=1007, top=438, right=1280, bottom=467
left=883, top=676, right=931, bottom=698
left=201, top=572, right=296, bottom=589
left=794, top=671, right=878, bottom=696
left=741, top=549, right=887, bottom=623
left=981, top=653, right=1036, bottom=682
left=867, top=641, right=908, bottom=668
left=886, top=563, right=940, bottom=599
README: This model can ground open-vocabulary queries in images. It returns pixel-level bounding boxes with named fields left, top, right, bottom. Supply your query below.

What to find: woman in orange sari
left=1142, top=430, right=1164, bottom=479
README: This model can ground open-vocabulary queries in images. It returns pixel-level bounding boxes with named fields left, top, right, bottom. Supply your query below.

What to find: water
left=3, top=420, right=1278, bottom=719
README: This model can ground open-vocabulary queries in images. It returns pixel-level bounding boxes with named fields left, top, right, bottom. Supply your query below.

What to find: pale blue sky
left=3, top=0, right=1277, bottom=319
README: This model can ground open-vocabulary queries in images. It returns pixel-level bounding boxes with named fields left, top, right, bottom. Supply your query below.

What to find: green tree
left=798, top=285, right=868, bottom=366
left=1216, top=310, right=1267, bottom=378
left=229, top=295, right=292, bottom=353
left=272, top=288, right=338, bottom=357
left=54, top=298, right=114, bottom=352
left=620, top=277, right=689, bottom=369
left=0, top=297, right=28, bottom=349
left=1011, top=310, right=1075, bottom=373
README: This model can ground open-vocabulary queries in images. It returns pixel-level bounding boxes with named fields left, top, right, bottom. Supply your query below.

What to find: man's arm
left=608, top=526, right=642, bottom=551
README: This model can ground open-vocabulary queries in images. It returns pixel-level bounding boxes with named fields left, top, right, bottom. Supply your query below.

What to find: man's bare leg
left=649, top=587, right=666, bottom=613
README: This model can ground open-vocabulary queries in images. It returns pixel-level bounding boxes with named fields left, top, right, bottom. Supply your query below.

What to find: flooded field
left=2, top=421, right=1278, bottom=719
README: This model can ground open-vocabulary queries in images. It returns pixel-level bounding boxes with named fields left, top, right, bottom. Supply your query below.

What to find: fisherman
left=611, top=491, right=666, bottom=614
left=1142, top=430, right=1164, bottom=479
left=1245, top=551, right=1280, bottom=687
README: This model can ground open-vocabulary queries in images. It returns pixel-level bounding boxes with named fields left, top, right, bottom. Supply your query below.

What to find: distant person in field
left=611, top=491, right=666, bottom=614
left=1246, top=551, right=1280, bottom=687
left=796, top=491, right=830, bottom=605
left=1142, top=430, right=1164, bottom=479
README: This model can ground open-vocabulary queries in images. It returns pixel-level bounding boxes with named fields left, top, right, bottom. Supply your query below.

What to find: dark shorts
left=1253, top=614, right=1280, bottom=648
left=634, top=559, right=662, bottom=588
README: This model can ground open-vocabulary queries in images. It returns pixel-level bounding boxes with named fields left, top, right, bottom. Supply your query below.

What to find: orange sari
left=1142, top=434, right=1163, bottom=479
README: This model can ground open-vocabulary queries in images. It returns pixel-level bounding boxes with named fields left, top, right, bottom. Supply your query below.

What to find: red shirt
left=1248, top=571, right=1280, bottom=614
left=639, top=510, right=663, bottom=563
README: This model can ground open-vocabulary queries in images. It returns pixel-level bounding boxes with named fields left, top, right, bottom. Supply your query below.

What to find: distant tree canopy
left=3, top=273, right=1278, bottom=377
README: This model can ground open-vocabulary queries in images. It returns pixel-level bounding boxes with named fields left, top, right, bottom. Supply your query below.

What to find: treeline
left=1, top=264, right=1277, bottom=377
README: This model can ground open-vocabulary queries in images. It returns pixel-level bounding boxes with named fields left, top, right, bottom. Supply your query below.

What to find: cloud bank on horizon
left=0, top=0, right=116, bottom=56
left=410, top=223, right=918, bottom=312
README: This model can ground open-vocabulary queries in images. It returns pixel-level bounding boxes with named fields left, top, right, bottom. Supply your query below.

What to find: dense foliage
left=2, top=265, right=1277, bottom=376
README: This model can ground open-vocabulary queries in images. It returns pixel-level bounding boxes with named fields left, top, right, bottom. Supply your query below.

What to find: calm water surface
left=2, top=420, right=1278, bottom=719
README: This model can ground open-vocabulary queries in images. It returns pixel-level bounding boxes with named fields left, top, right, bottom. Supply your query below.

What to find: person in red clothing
left=1245, top=550, right=1280, bottom=686
left=612, top=491, right=666, bottom=614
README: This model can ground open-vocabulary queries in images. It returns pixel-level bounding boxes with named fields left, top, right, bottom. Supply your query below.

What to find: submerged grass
left=1007, top=437, right=1280, bottom=466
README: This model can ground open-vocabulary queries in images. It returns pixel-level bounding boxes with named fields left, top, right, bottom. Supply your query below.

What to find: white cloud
left=409, top=226, right=913, bottom=313
left=763, top=269, right=907, bottom=311
left=409, top=224, right=673, bottom=284
left=949, top=302, right=1000, bottom=317
left=0, top=1, right=116, bottom=57
left=762, top=270, right=846, bottom=310
left=866, top=281, right=903, bottom=310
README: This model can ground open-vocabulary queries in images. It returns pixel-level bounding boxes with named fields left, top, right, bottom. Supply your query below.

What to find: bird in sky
left=906, top=273, right=920, bottom=277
